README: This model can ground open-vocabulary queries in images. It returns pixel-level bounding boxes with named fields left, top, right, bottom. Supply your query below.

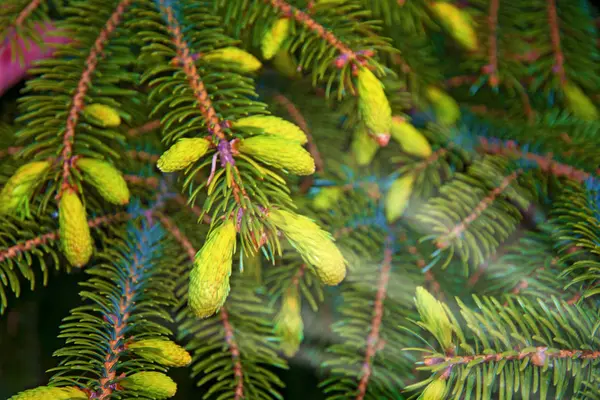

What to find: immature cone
left=119, top=372, right=177, bottom=399
left=233, top=115, right=307, bottom=144
left=415, top=287, right=453, bottom=350
left=356, top=66, right=392, bottom=138
left=312, top=187, right=343, bottom=210
left=203, top=47, right=262, bottom=73
left=351, top=123, right=379, bottom=166
left=237, top=136, right=315, bottom=176
left=188, top=219, right=236, bottom=318
left=82, top=103, right=121, bottom=128
left=385, top=173, right=415, bottom=222
left=390, top=116, right=432, bottom=158
left=76, top=158, right=130, bottom=205
left=269, top=209, right=346, bottom=285
left=272, top=50, right=302, bottom=79
left=0, top=161, right=50, bottom=216
left=564, top=81, right=599, bottom=121
left=425, top=86, right=460, bottom=126
left=262, top=18, right=291, bottom=60
left=8, top=386, right=87, bottom=400
left=420, top=379, right=447, bottom=400
left=59, top=189, right=93, bottom=267
left=275, top=285, right=304, bottom=357
left=431, top=2, right=478, bottom=51
left=157, top=138, right=212, bottom=172
left=128, top=339, right=192, bottom=367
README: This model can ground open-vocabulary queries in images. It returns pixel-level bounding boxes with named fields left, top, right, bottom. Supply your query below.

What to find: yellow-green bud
left=76, top=158, right=130, bottom=205
left=356, top=67, right=392, bottom=138
left=82, top=104, right=121, bottom=128
left=233, top=115, right=307, bottom=144
left=128, top=339, right=192, bottom=367
left=431, top=2, right=478, bottom=51
left=351, top=123, right=380, bottom=166
left=188, top=219, right=236, bottom=318
left=120, top=372, right=177, bottom=399
left=0, top=161, right=50, bottom=216
left=391, top=116, right=432, bottom=158
left=312, top=187, right=343, bottom=211
left=425, top=86, right=460, bottom=126
left=157, top=138, right=212, bottom=172
left=420, top=379, right=447, bottom=400
left=269, top=209, right=346, bottom=285
left=272, top=50, right=302, bottom=79
left=59, top=188, right=93, bottom=267
left=385, top=173, right=415, bottom=222
left=262, top=18, right=291, bottom=60
left=8, top=386, right=87, bottom=400
left=237, top=136, right=315, bottom=176
left=275, top=285, right=304, bottom=357
left=415, top=287, right=453, bottom=350
left=564, top=81, right=598, bottom=121
left=203, top=47, right=262, bottom=73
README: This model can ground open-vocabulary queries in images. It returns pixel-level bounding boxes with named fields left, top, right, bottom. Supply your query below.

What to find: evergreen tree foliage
left=1, top=0, right=600, bottom=398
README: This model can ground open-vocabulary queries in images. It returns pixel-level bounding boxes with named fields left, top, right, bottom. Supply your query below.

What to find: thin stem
left=547, top=0, right=566, bottom=85
left=14, top=0, right=42, bottom=26
left=356, top=241, right=393, bottom=400
left=58, top=0, right=133, bottom=197
left=127, top=120, right=161, bottom=137
left=487, top=0, right=500, bottom=87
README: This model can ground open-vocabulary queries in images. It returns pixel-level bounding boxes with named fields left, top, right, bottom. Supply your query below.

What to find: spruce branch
left=57, top=0, right=132, bottom=197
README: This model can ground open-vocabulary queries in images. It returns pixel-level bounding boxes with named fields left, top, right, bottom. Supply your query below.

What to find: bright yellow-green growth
left=415, top=287, right=454, bottom=350
left=203, top=47, right=262, bottom=73
left=269, top=209, right=347, bottom=285
left=312, top=187, right=343, bottom=211
left=128, top=339, right=192, bottom=367
left=233, top=115, right=307, bottom=144
left=76, top=158, right=130, bottom=205
left=83, top=104, right=121, bottom=128
left=275, top=285, right=304, bottom=357
left=419, top=379, right=447, bottom=400
left=188, top=219, right=236, bottom=318
left=262, top=18, right=291, bottom=60
left=564, top=81, right=599, bottom=121
left=272, top=50, right=302, bottom=79
left=157, top=138, right=212, bottom=172
left=431, top=2, right=478, bottom=51
left=119, top=372, right=177, bottom=399
left=8, top=386, right=87, bottom=400
left=391, top=117, right=432, bottom=158
left=351, top=123, right=379, bottom=166
left=425, top=86, right=460, bottom=126
left=356, top=67, right=392, bottom=137
left=237, top=136, right=315, bottom=176
left=385, top=174, right=415, bottom=222
left=59, top=189, right=93, bottom=267
left=0, top=161, right=50, bottom=217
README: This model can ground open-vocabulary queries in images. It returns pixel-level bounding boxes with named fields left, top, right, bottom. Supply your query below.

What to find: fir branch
left=356, top=240, right=392, bottom=400
left=58, top=0, right=133, bottom=196
left=48, top=219, right=183, bottom=395
left=127, top=120, right=161, bottom=137
left=407, top=290, right=600, bottom=398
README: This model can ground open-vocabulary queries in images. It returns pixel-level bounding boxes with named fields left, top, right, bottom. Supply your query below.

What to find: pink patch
left=0, top=22, right=71, bottom=96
